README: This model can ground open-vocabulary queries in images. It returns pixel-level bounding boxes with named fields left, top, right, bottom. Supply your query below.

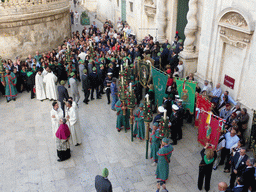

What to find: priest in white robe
left=35, top=68, right=46, bottom=101
left=43, top=69, right=58, bottom=100
left=65, top=100, right=82, bottom=146
left=51, top=101, right=64, bottom=137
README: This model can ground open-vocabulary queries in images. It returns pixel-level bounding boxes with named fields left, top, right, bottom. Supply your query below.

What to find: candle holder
left=144, top=99, right=153, bottom=159
left=127, top=86, right=136, bottom=142
left=159, top=117, right=171, bottom=140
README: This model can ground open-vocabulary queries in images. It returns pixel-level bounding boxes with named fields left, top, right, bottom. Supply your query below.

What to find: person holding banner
left=198, top=143, right=217, bottom=192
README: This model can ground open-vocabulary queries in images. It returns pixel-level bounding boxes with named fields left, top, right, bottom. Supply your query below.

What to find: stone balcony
left=0, top=0, right=71, bottom=60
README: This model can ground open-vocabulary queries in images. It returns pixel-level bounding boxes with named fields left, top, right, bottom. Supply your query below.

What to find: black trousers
left=171, top=127, right=178, bottom=144
left=230, top=171, right=237, bottom=189
left=220, top=148, right=231, bottom=170
left=106, top=88, right=111, bottom=104
left=60, top=101, right=65, bottom=116
left=198, top=166, right=213, bottom=191
left=83, top=90, right=90, bottom=102
left=177, top=124, right=182, bottom=139
left=99, top=82, right=104, bottom=95
left=91, top=86, right=99, bottom=99
left=28, top=84, right=35, bottom=99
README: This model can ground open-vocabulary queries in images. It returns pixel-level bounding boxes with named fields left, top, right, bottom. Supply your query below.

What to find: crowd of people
left=1, top=8, right=256, bottom=192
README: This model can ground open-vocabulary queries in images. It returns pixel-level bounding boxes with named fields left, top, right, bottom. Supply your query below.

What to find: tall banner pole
left=144, top=94, right=153, bottom=159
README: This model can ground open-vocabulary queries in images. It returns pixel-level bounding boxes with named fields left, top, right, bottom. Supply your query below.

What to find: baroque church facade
left=84, top=0, right=256, bottom=138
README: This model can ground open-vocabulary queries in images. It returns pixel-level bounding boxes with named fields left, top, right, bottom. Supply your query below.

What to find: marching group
left=1, top=11, right=256, bottom=192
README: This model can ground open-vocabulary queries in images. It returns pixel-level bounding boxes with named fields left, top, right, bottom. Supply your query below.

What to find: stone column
left=179, top=0, right=198, bottom=77
left=156, top=0, right=167, bottom=43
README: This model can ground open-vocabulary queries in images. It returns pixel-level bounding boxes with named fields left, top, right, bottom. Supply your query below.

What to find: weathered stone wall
left=0, top=0, right=71, bottom=60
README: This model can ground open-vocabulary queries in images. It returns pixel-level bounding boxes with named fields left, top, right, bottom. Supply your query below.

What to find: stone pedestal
left=179, top=51, right=198, bottom=77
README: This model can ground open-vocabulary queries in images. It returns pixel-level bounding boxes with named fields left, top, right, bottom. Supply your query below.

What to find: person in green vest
left=1, top=68, right=18, bottom=102
left=156, top=137, right=174, bottom=183
left=150, top=122, right=160, bottom=166
left=133, top=103, right=145, bottom=140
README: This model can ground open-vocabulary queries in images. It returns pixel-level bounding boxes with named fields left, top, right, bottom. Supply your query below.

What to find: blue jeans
left=111, top=95, right=118, bottom=110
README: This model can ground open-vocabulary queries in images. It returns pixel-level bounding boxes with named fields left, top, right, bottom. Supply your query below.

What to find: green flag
left=151, top=67, right=168, bottom=106
left=175, top=78, right=197, bottom=114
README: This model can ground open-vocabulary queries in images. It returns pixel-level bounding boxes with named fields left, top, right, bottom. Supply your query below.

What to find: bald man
left=218, top=182, right=229, bottom=192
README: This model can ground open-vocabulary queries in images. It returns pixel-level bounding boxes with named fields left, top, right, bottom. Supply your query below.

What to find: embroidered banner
left=197, top=111, right=222, bottom=149
left=151, top=66, right=168, bottom=106
left=195, top=93, right=212, bottom=127
left=175, top=78, right=197, bottom=114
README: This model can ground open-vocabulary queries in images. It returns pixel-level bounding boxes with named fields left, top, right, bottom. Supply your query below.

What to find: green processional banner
left=175, top=77, right=197, bottom=114
left=151, top=66, right=168, bottom=106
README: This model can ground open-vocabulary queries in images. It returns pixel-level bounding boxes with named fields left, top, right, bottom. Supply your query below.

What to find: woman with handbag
left=198, top=143, right=217, bottom=192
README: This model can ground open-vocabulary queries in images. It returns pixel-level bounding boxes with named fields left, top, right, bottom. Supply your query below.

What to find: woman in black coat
left=198, top=143, right=217, bottom=192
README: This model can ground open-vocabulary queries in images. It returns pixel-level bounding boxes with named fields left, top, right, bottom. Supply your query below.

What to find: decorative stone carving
left=144, top=5, right=156, bottom=18
left=220, top=13, right=247, bottom=28
left=144, top=0, right=155, bottom=6
left=183, top=0, right=198, bottom=53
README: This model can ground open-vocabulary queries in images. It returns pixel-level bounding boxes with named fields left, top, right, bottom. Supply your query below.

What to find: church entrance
left=121, top=0, right=126, bottom=22
left=176, top=0, right=189, bottom=40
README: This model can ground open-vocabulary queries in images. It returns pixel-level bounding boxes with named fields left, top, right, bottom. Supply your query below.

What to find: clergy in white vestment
left=51, top=101, right=64, bottom=137
left=35, top=68, right=46, bottom=101
left=65, top=100, right=82, bottom=146
left=69, top=72, right=80, bottom=104
left=43, top=69, right=58, bottom=100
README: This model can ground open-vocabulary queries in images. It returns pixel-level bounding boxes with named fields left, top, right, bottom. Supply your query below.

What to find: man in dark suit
left=57, top=80, right=69, bottom=116
left=232, top=177, right=245, bottom=192
left=241, top=158, right=255, bottom=191
left=89, top=67, right=100, bottom=100
left=229, top=148, right=248, bottom=189
left=169, top=51, right=179, bottom=71
left=81, top=69, right=90, bottom=104
left=95, top=168, right=112, bottom=192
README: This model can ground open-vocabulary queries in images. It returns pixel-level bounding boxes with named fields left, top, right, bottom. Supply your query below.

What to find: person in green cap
left=98, top=64, right=105, bottom=96
left=57, top=80, right=69, bottom=115
left=156, top=137, right=174, bottom=183
left=150, top=122, right=160, bottom=166
left=89, top=67, right=100, bottom=100
left=78, top=59, right=85, bottom=82
left=133, top=103, right=145, bottom=140
left=1, top=68, right=18, bottom=102
left=95, top=168, right=112, bottom=192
